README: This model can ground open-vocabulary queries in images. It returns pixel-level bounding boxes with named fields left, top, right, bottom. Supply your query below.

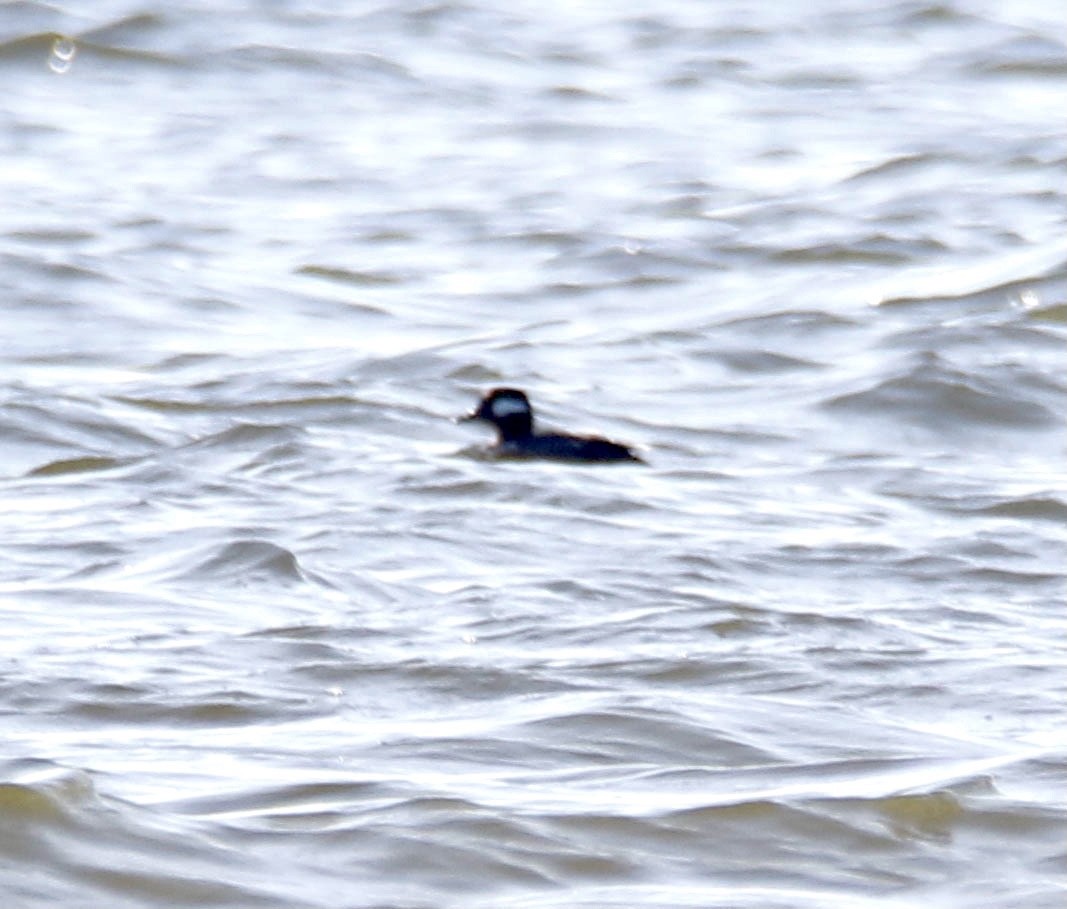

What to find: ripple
left=185, top=539, right=307, bottom=584
left=822, top=357, right=1056, bottom=430
left=26, top=455, right=128, bottom=477
left=0, top=760, right=96, bottom=822
left=0, top=761, right=297, bottom=908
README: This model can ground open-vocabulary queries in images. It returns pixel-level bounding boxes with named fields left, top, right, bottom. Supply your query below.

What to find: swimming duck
left=461, top=388, right=642, bottom=462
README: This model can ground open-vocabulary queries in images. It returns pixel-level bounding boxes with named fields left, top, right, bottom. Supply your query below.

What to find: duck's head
left=461, top=388, right=534, bottom=440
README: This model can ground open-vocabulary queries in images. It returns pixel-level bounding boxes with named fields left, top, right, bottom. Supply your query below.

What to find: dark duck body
left=461, top=388, right=642, bottom=462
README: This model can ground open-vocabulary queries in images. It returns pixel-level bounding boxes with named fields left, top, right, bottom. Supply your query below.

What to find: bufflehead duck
left=461, top=388, right=642, bottom=462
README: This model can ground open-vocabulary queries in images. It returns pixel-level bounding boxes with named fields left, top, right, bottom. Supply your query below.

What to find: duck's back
left=501, top=432, right=641, bottom=462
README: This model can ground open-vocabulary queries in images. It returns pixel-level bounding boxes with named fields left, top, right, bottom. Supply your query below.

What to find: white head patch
left=491, top=395, right=529, bottom=419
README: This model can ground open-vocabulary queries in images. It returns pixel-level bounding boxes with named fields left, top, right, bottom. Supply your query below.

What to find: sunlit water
left=2, top=2, right=1065, bottom=907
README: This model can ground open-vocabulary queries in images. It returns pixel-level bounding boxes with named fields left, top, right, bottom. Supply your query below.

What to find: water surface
left=2, top=1, right=1065, bottom=907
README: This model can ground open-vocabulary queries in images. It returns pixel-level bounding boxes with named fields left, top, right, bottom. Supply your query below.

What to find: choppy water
left=2, top=2, right=1066, bottom=907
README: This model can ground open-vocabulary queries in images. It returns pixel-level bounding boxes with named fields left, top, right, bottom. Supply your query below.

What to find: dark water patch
left=331, top=816, right=565, bottom=891
left=7, top=226, right=97, bottom=244
left=0, top=30, right=183, bottom=71
left=395, top=474, right=499, bottom=499
left=114, top=390, right=359, bottom=422
left=295, top=264, right=406, bottom=288
left=718, top=308, right=858, bottom=340
left=875, top=255, right=1067, bottom=311
left=147, top=352, right=230, bottom=374
left=632, top=654, right=777, bottom=687
left=185, top=539, right=307, bottom=585
left=65, top=38, right=184, bottom=69
left=658, top=796, right=909, bottom=882
left=23, top=257, right=108, bottom=283
left=964, top=35, right=1067, bottom=78
left=770, top=240, right=913, bottom=266
left=716, top=349, right=823, bottom=373
left=67, top=692, right=322, bottom=727
left=888, top=549, right=1063, bottom=596
left=26, top=455, right=129, bottom=477
left=294, top=657, right=579, bottom=704
left=906, top=492, right=1067, bottom=522
left=0, top=760, right=96, bottom=825
left=822, top=357, right=1056, bottom=430
left=879, top=317, right=1067, bottom=364
left=1027, top=300, right=1067, bottom=324
left=376, top=818, right=623, bottom=888
left=79, top=12, right=167, bottom=45
left=103, top=395, right=218, bottom=415
left=975, top=496, right=1067, bottom=521
left=1, top=398, right=163, bottom=477
left=957, top=565, right=1062, bottom=586
left=164, top=780, right=392, bottom=823
left=492, top=227, right=586, bottom=252
left=0, top=32, right=68, bottom=66
left=242, top=622, right=396, bottom=646
left=516, top=706, right=776, bottom=767
left=221, top=43, right=417, bottom=82
left=545, top=274, right=685, bottom=297
left=842, top=152, right=954, bottom=184
left=813, top=789, right=965, bottom=846
left=0, top=758, right=299, bottom=908
left=183, top=422, right=306, bottom=449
